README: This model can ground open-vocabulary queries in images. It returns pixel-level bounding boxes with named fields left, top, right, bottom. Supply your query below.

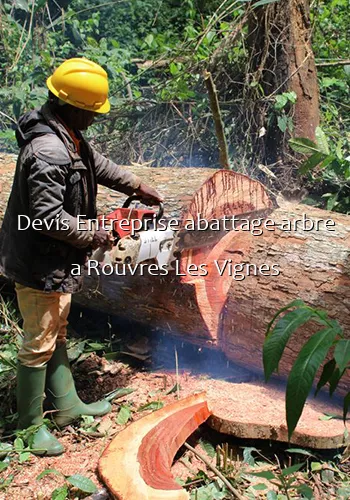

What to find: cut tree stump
left=126, top=371, right=349, bottom=450
left=98, top=392, right=211, bottom=500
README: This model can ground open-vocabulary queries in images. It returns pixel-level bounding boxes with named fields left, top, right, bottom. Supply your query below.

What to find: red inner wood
left=137, top=402, right=210, bottom=490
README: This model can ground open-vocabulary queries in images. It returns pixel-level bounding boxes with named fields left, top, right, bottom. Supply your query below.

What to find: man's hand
left=135, top=182, right=164, bottom=205
left=91, top=227, right=114, bottom=250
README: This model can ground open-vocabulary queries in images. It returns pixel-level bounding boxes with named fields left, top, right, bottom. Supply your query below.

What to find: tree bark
left=0, top=158, right=348, bottom=395
left=74, top=168, right=350, bottom=396
left=247, top=0, right=320, bottom=165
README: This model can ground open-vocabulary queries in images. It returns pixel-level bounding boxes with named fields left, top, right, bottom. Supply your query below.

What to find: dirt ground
left=0, top=360, right=225, bottom=500
left=1, top=351, right=348, bottom=500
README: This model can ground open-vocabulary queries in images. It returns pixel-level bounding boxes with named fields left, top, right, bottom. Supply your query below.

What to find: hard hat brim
left=94, top=98, right=110, bottom=114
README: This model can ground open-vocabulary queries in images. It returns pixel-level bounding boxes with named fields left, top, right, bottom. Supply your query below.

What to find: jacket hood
left=15, top=107, right=55, bottom=148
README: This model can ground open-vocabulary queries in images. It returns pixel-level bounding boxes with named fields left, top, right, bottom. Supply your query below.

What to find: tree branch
left=203, top=70, right=231, bottom=170
left=184, top=442, right=245, bottom=500
left=316, top=59, right=350, bottom=67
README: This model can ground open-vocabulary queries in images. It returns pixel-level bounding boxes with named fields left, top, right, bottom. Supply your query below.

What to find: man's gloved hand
left=91, top=227, right=114, bottom=250
left=135, top=182, right=164, bottom=205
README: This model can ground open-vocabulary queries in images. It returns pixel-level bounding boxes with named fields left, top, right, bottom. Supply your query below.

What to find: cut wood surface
left=125, top=371, right=349, bottom=450
left=0, top=157, right=349, bottom=395
left=98, top=392, right=211, bottom=500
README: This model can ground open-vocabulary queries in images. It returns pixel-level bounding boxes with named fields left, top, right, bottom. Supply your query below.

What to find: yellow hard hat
left=47, top=57, right=110, bottom=114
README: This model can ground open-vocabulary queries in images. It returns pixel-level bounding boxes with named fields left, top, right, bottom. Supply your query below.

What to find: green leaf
left=266, top=300, right=305, bottom=335
left=343, top=392, right=350, bottom=423
left=14, top=437, right=24, bottom=451
left=253, top=0, right=279, bottom=7
left=243, top=447, right=259, bottom=466
left=277, top=115, right=288, bottom=133
left=315, top=358, right=336, bottom=395
left=319, top=155, right=337, bottom=169
left=337, top=486, right=350, bottom=499
left=297, top=484, right=314, bottom=499
left=299, top=152, right=326, bottom=174
left=51, top=484, right=69, bottom=500
left=249, top=470, right=276, bottom=480
left=286, top=328, right=338, bottom=438
left=144, top=34, right=154, bottom=47
left=66, top=474, right=97, bottom=494
left=274, top=94, right=288, bottom=110
left=0, top=443, right=12, bottom=459
left=286, top=448, right=315, bottom=457
left=86, top=342, right=107, bottom=351
left=169, top=62, right=179, bottom=75
left=289, top=137, right=320, bottom=155
left=138, top=401, right=164, bottom=412
left=190, top=482, right=227, bottom=499
left=328, top=367, right=344, bottom=396
left=315, top=127, right=330, bottom=155
left=285, top=91, right=297, bottom=103
left=199, top=438, right=216, bottom=458
left=166, top=383, right=181, bottom=395
left=266, top=492, right=278, bottom=500
left=0, top=353, right=17, bottom=369
left=87, top=37, right=99, bottom=48
left=281, top=462, right=304, bottom=476
left=319, top=414, right=334, bottom=421
left=263, top=307, right=315, bottom=380
left=0, top=461, right=9, bottom=473
left=67, top=341, right=86, bottom=362
left=253, top=483, right=268, bottom=490
left=334, top=339, right=350, bottom=372
left=311, top=462, right=322, bottom=471
left=36, top=468, right=63, bottom=481
left=14, top=0, right=29, bottom=11
left=116, top=405, right=132, bottom=425
left=19, top=452, right=31, bottom=463
left=326, top=194, right=339, bottom=211
left=105, top=387, right=134, bottom=402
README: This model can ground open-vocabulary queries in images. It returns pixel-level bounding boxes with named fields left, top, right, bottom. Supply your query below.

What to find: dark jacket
left=0, top=103, right=141, bottom=293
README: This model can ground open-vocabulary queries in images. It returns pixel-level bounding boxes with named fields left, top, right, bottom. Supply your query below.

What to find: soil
left=1, top=345, right=348, bottom=500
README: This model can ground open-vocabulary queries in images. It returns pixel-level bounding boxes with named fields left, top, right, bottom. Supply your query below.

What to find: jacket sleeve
left=27, top=142, right=94, bottom=248
left=91, top=147, right=141, bottom=195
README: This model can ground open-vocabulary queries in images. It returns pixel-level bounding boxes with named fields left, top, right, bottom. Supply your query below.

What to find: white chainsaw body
left=90, top=228, right=176, bottom=269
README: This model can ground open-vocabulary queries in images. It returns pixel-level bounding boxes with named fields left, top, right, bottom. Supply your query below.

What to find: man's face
left=69, top=107, right=96, bottom=130
left=57, top=103, right=96, bottom=130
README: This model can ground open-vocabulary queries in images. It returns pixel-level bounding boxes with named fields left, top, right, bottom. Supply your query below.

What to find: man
left=0, top=57, right=162, bottom=455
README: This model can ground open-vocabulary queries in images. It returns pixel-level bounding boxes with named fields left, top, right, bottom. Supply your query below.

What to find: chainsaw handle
left=122, top=195, right=164, bottom=221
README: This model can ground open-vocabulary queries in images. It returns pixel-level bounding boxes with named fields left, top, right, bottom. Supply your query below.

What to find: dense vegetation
left=0, top=0, right=349, bottom=207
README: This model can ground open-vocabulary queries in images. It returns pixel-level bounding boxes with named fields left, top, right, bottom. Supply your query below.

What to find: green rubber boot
left=46, top=344, right=111, bottom=427
left=16, top=363, right=64, bottom=456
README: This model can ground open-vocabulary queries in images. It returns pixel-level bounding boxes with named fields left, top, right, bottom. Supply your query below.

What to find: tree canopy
left=0, top=0, right=349, bottom=210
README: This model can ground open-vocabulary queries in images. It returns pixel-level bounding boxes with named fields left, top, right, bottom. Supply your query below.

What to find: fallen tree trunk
left=0, top=158, right=349, bottom=394
left=75, top=168, right=350, bottom=396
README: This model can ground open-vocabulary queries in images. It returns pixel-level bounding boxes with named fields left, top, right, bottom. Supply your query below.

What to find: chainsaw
left=90, top=195, right=272, bottom=270
left=90, top=196, right=176, bottom=269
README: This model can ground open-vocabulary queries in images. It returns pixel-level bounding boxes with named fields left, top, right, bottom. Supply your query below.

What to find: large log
left=76, top=168, right=350, bottom=396
left=0, top=157, right=349, bottom=394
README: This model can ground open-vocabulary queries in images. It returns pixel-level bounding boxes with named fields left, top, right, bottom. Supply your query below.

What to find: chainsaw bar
left=168, top=207, right=273, bottom=267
